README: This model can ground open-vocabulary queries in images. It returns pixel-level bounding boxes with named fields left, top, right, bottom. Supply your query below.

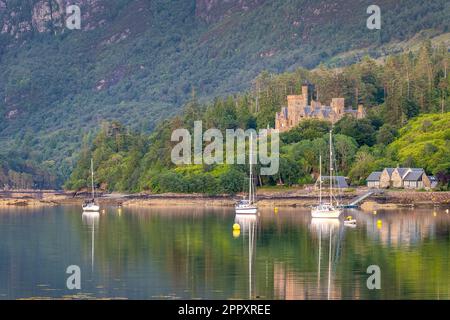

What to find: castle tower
left=301, top=85, right=308, bottom=105
left=301, top=82, right=316, bottom=105
left=357, top=104, right=365, bottom=119
left=331, top=98, right=345, bottom=117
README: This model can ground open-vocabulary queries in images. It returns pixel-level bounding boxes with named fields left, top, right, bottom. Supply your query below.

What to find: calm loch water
left=0, top=205, right=449, bottom=300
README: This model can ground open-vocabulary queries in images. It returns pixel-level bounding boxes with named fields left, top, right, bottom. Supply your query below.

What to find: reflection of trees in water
left=83, top=207, right=450, bottom=299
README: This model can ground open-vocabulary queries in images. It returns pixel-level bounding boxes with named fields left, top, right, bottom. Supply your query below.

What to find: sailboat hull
left=235, top=206, right=258, bottom=214
left=311, top=208, right=342, bottom=218
left=82, top=204, right=100, bottom=212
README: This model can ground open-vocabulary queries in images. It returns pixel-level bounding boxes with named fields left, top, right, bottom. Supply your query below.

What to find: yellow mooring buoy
left=233, top=229, right=240, bottom=238
left=233, top=223, right=241, bottom=230
left=274, top=207, right=279, bottom=214
left=377, top=219, right=382, bottom=229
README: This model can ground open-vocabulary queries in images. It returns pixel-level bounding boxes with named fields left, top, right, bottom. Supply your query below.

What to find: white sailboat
left=82, top=158, right=100, bottom=212
left=235, top=133, right=258, bottom=214
left=311, top=130, right=342, bottom=219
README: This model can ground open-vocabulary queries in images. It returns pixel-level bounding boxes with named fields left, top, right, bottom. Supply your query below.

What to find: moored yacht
left=82, top=158, right=100, bottom=212
left=235, top=133, right=258, bottom=214
left=311, top=130, right=342, bottom=219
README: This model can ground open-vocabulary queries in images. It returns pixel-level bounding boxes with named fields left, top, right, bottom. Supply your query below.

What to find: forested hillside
left=0, top=0, right=449, bottom=188
left=65, top=45, right=450, bottom=193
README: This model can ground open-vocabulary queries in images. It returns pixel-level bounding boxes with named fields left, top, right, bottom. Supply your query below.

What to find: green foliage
left=0, top=0, right=449, bottom=188
left=387, top=112, right=450, bottom=175
left=280, top=119, right=331, bottom=144
left=64, top=122, right=147, bottom=192
left=65, top=59, right=450, bottom=193
left=376, top=124, right=398, bottom=145
left=147, top=165, right=246, bottom=195
left=334, top=116, right=376, bottom=147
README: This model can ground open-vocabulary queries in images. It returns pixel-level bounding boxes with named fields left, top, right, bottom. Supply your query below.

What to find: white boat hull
left=311, top=209, right=342, bottom=218
left=235, top=206, right=258, bottom=214
left=82, top=204, right=100, bottom=212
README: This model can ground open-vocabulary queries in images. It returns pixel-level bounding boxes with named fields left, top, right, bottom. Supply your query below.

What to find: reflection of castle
left=275, top=83, right=365, bottom=132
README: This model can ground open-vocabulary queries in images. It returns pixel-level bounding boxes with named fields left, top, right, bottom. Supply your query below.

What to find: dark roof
left=396, top=167, right=424, bottom=178
left=321, top=176, right=349, bottom=188
left=404, top=171, right=424, bottom=181
left=302, top=105, right=335, bottom=119
left=322, top=109, right=332, bottom=118
left=396, top=168, right=409, bottom=177
left=384, top=168, right=395, bottom=176
left=367, top=171, right=382, bottom=181
left=304, top=106, right=311, bottom=112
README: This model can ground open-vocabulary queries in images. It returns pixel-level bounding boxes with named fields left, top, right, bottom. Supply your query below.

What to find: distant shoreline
left=1, top=189, right=449, bottom=209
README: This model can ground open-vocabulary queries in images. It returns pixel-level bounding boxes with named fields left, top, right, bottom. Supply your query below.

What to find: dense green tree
left=376, top=124, right=398, bottom=145
left=280, top=120, right=331, bottom=144
left=334, top=116, right=376, bottom=147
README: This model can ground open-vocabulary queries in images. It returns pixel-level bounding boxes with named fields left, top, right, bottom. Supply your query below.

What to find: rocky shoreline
left=1, top=189, right=449, bottom=209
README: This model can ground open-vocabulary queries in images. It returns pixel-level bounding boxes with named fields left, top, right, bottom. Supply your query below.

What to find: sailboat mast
left=329, top=130, right=333, bottom=206
left=319, top=154, right=322, bottom=204
left=249, top=133, right=253, bottom=204
left=91, top=158, right=95, bottom=200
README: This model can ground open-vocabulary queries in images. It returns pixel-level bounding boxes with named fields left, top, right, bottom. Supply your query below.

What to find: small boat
left=344, top=216, right=357, bottom=227
left=235, top=199, right=258, bottom=214
left=235, top=133, right=257, bottom=215
left=82, top=200, right=100, bottom=212
left=311, top=131, right=342, bottom=219
left=82, top=158, right=100, bottom=212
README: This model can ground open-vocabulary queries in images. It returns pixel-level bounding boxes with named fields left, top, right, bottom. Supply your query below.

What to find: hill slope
left=0, top=0, right=449, bottom=187
left=388, top=113, right=450, bottom=174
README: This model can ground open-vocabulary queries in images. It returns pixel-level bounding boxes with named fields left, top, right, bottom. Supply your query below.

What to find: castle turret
left=357, top=104, right=365, bottom=119
left=301, top=85, right=308, bottom=105
left=331, top=98, right=345, bottom=116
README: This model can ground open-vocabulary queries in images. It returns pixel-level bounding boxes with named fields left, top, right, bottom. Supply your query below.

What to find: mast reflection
left=82, top=211, right=99, bottom=272
left=234, top=214, right=258, bottom=299
left=310, top=218, right=341, bottom=300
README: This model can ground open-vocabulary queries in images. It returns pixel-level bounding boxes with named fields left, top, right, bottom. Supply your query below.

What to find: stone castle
left=275, top=83, right=365, bottom=132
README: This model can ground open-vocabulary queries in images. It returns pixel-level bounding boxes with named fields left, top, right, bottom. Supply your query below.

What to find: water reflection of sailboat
left=310, top=218, right=342, bottom=300
left=82, top=211, right=99, bottom=271
left=234, top=214, right=257, bottom=299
